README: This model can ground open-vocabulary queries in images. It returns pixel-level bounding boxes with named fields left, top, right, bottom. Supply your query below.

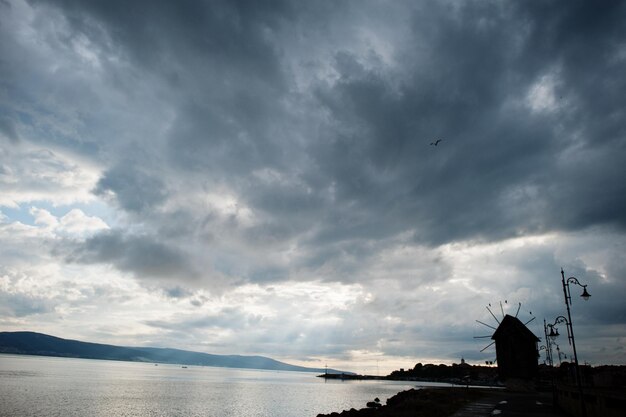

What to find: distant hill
left=0, top=331, right=349, bottom=374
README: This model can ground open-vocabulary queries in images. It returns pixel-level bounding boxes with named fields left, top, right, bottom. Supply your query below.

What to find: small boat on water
left=182, top=366, right=188, bottom=368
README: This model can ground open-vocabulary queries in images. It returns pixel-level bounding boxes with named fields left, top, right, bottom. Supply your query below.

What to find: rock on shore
left=316, top=387, right=485, bottom=417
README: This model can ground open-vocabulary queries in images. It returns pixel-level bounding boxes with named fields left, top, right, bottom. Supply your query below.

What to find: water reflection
left=0, top=354, right=420, bottom=417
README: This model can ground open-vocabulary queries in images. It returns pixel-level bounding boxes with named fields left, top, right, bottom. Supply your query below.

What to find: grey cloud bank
left=1, top=0, right=625, bottom=371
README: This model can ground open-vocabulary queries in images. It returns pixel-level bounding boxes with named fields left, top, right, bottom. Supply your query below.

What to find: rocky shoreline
left=315, top=387, right=487, bottom=417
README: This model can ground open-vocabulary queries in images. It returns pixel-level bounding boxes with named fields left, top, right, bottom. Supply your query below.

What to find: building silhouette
left=491, top=314, right=540, bottom=380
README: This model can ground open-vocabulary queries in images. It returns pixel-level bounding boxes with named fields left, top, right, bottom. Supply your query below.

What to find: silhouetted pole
left=543, top=319, right=553, bottom=366
left=560, top=268, right=591, bottom=417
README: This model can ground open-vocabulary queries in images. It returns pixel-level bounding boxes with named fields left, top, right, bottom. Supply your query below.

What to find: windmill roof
left=491, top=314, right=540, bottom=342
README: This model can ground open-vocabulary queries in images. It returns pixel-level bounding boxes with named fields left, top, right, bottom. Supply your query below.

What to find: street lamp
left=542, top=319, right=554, bottom=367
left=546, top=321, right=558, bottom=340
left=559, top=268, right=591, bottom=417
left=547, top=316, right=570, bottom=344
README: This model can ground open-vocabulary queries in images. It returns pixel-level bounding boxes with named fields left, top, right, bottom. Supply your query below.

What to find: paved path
left=451, top=391, right=569, bottom=417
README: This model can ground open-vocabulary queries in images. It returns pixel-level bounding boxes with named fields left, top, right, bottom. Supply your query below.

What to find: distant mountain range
left=0, top=331, right=349, bottom=374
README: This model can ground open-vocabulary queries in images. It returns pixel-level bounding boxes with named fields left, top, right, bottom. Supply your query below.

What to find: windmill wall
left=492, top=314, right=540, bottom=380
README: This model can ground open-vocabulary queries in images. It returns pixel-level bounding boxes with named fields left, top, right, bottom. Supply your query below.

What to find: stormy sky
left=1, top=0, right=625, bottom=373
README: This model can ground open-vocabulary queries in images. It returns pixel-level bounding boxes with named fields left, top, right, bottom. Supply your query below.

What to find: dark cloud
left=0, top=114, right=19, bottom=143
left=94, top=164, right=167, bottom=213
left=163, top=286, right=192, bottom=299
left=15, top=0, right=626, bottom=236
left=144, top=307, right=261, bottom=332
left=53, top=0, right=290, bottom=79
left=66, top=230, right=197, bottom=281
left=35, top=0, right=623, bottom=291
left=307, top=0, right=626, bottom=247
left=0, top=291, right=55, bottom=317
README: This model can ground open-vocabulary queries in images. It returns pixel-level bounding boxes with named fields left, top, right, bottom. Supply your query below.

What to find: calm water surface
left=0, top=354, right=443, bottom=417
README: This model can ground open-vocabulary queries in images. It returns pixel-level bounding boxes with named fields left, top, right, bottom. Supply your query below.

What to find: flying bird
left=430, top=139, right=442, bottom=146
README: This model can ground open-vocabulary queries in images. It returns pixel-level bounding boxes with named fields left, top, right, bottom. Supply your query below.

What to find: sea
left=0, top=354, right=455, bottom=417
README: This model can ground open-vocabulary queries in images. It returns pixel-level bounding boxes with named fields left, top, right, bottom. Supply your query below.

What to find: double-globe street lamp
left=546, top=316, right=570, bottom=342
left=542, top=319, right=554, bottom=367
left=560, top=269, right=591, bottom=378
left=547, top=316, right=586, bottom=415
left=549, top=268, right=591, bottom=417
left=539, top=345, right=552, bottom=366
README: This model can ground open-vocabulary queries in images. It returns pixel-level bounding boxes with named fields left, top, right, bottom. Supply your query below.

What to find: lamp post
left=547, top=317, right=569, bottom=341
left=548, top=316, right=582, bottom=413
left=558, top=268, right=591, bottom=417
left=543, top=319, right=554, bottom=367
